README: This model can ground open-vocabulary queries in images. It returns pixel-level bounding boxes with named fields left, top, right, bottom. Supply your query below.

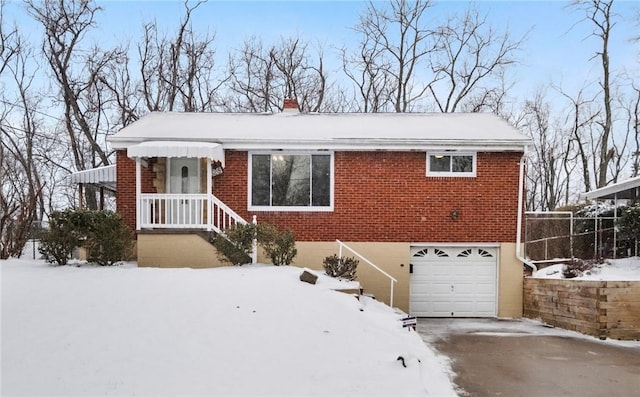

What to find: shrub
left=258, top=224, right=297, bottom=266
left=618, top=204, right=640, bottom=241
left=215, top=223, right=256, bottom=265
left=323, top=254, right=358, bottom=280
left=562, top=258, right=598, bottom=278
left=39, top=209, right=133, bottom=266
left=39, top=210, right=92, bottom=266
left=85, top=211, right=135, bottom=266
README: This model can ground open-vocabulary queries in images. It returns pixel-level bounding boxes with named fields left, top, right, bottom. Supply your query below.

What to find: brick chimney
left=283, top=98, right=299, bottom=112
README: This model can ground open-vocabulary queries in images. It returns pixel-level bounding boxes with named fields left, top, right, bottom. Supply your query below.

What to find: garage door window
left=457, top=248, right=494, bottom=258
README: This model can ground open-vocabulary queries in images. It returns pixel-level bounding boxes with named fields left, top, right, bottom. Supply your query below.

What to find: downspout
left=516, top=148, right=537, bottom=273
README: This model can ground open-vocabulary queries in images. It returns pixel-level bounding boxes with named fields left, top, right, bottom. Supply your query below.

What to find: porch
left=127, top=140, right=246, bottom=231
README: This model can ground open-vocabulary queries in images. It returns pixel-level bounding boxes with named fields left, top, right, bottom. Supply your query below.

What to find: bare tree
left=269, top=36, right=327, bottom=112
left=572, top=0, right=617, bottom=188
left=350, top=0, right=435, bottom=112
left=340, top=34, right=394, bottom=112
left=26, top=0, right=127, bottom=209
left=226, top=35, right=328, bottom=112
left=522, top=91, right=574, bottom=211
left=628, top=83, right=640, bottom=177
left=0, top=9, right=45, bottom=258
left=226, top=37, right=279, bottom=112
left=428, top=6, right=525, bottom=113
left=557, top=87, right=600, bottom=194
left=138, top=0, right=225, bottom=112
left=348, top=1, right=524, bottom=113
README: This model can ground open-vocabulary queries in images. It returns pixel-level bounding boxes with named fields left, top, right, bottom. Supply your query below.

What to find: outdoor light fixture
left=450, top=209, right=459, bottom=220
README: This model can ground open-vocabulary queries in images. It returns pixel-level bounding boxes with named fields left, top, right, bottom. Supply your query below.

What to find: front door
left=168, top=158, right=201, bottom=225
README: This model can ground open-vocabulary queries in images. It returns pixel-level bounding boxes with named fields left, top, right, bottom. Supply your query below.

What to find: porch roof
left=69, top=165, right=116, bottom=191
left=127, top=141, right=225, bottom=166
left=108, top=111, right=532, bottom=152
left=581, top=176, right=640, bottom=201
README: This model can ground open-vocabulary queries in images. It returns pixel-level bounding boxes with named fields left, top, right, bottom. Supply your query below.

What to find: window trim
left=248, top=151, right=334, bottom=212
left=426, top=151, right=477, bottom=177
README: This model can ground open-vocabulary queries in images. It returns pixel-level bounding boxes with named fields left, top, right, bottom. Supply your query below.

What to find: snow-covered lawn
left=1, top=259, right=456, bottom=396
left=531, top=257, right=640, bottom=280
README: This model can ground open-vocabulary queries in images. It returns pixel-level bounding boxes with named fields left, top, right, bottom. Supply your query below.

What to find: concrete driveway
left=417, top=318, right=640, bottom=397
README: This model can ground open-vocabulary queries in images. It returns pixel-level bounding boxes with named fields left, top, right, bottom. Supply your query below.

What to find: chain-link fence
left=525, top=211, right=638, bottom=262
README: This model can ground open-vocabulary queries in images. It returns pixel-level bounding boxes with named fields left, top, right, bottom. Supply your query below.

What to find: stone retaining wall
left=523, top=278, right=640, bottom=340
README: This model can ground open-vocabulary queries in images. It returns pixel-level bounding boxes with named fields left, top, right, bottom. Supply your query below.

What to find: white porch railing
left=336, top=239, right=398, bottom=308
left=138, top=193, right=247, bottom=233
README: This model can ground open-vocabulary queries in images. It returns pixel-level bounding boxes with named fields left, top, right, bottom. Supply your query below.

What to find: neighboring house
left=106, top=99, right=532, bottom=317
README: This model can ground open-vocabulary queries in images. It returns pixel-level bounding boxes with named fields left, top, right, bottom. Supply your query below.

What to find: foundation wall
left=135, top=236, right=524, bottom=317
left=137, top=233, right=226, bottom=268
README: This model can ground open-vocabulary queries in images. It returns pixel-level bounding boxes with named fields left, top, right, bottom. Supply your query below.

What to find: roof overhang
left=126, top=141, right=225, bottom=166
left=581, top=176, right=640, bottom=200
left=70, top=165, right=116, bottom=192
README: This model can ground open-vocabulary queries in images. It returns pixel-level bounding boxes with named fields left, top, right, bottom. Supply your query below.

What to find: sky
left=4, top=0, right=639, bottom=99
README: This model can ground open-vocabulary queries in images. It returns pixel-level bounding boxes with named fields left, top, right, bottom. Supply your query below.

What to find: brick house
left=107, top=100, right=532, bottom=317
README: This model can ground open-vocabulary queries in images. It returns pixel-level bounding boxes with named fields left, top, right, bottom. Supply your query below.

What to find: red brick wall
left=116, top=150, right=156, bottom=231
left=212, top=151, right=523, bottom=243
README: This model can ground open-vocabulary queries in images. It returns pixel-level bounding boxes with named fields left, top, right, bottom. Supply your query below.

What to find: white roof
left=108, top=111, right=531, bottom=151
left=582, top=176, right=640, bottom=200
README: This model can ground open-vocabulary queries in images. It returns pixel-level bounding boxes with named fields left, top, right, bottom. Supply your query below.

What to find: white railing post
left=251, top=215, right=258, bottom=264
left=390, top=279, right=394, bottom=308
left=135, top=159, right=141, bottom=231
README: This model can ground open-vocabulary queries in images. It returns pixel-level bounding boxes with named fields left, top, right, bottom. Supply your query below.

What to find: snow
left=108, top=111, right=531, bottom=151
left=531, top=257, right=640, bottom=281
left=1, top=259, right=456, bottom=396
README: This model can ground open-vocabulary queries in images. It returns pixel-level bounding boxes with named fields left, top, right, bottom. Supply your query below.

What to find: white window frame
left=248, top=151, right=334, bottom=212
left=426, top=152, right=477, bottom=177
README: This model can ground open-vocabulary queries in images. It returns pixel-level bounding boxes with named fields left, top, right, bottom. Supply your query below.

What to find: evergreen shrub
left=322, top=254, right=358, bottom=280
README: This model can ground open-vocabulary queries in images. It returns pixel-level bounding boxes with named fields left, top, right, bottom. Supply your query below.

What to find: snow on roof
left=108, top=111, right=531, bottom=151
left=582, top=176, right=640, bottom=200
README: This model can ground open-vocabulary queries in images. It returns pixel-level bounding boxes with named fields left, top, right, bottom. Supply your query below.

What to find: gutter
left=516, top=148, right=537, bottom=273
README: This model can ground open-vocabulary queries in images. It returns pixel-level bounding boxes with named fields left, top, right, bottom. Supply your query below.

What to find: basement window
left=426, top=152, right=476, bottom=177
left=249, top=152, right=333, bottom=211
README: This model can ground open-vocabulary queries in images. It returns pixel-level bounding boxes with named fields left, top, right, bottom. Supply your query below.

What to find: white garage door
left=410, top=246, right=497, bottom=317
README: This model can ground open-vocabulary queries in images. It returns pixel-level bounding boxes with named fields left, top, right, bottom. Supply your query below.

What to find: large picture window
left=426, top=152, right=476, bottom=177
left=250, top=152, right=333, bottom=210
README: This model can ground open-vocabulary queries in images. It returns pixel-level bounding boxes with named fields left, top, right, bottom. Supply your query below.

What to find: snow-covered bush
left=322, top=255, right=358, bottom=280
left=258, top=224, right=297, bottom=266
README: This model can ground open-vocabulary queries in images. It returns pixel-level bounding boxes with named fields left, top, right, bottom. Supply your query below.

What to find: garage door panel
left=409, top=246, right=497, bottom=317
